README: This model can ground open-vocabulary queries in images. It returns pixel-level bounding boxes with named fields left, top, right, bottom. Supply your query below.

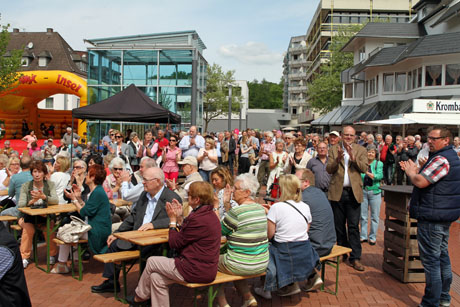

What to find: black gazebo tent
left=72, top=84, right=181, bottom=124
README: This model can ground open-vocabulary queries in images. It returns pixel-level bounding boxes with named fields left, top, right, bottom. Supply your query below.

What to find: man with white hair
left=120, top=157, right=157, bottom=203
left=91, top=167, right=181, bottom=294
left=61, top=127, right=80, bottom=146
left=179, top=126, right=205, bottom=158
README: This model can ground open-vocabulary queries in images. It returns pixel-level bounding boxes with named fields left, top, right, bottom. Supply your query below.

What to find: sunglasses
left=170, top=139, right=176, bottom=142
left=113, top=167, right=123, bottom=171
left=115, top=135, right=123, bottom=139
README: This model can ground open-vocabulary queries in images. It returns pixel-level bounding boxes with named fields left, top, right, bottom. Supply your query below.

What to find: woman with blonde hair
left=50, top=156, right=71, bottom=204
left=197, top=137, right=218, bottom=182
left=255, top=174, right=320, bottom=299
left=210, top=166, right=238, bottom=220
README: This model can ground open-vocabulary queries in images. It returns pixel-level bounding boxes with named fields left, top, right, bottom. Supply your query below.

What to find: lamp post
left=228, top=84, right=232, bottom=131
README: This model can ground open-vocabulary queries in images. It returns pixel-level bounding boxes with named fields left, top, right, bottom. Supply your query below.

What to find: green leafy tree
left=0, top=21, right=22, bottom=93
left=248, top=79, right=283, bottom=109
left=307, top=24, right=363, bottom=114
left=203, top=63, right=241, bottom=132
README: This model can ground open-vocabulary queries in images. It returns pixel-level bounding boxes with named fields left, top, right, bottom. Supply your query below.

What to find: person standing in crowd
left=380, top=135, right=397, bottom=185
left=358, top=131, right=367, bottom=146
left=215, top=133, right=224, bottom=165
left=257, top=131, right=275, bottom=193
left=306, top=141, right=331, bottom=194
left=161, top=136, right=181, bottom=184
left=284, top=138, right=312, bottom=175
left=179, top=126, right=205, bottom=159
left=267, top=140, right=288, bottom=196
left=397, top=135, right=419, bottom=185
left=151, top=123, right=161, bottom=139
left=238, top=133, right=253, bottom=174
left=1, top=140, right=16, bottom=157
left=21, top=119, right=29, bottom=138
left=137, top=129, right=158, bottom=160
left=127, top=132, right=142, bottom=171
left=376, top=134, right=384, bottom=152
left=365, top=134, right=376, bottom=148
left=328, top=131, right=340, bottom=147
left=61, top=127, right=80, bottom=146
left=43, top=139, right=57, bottom=165
left=326, top=126, right=368, bottom=272
left=360, top=145, right=383, bottom=245
left=284, top=133, right=295, bottom=154
left=110, top=130, right=135, bottom=164
left=453, top=136, right=460, bottom=155
left=306, top=134, right=320, bottom=158
left=155, top=130, right=169, bottom=162
left=222, top=130, right=236, bottom=172
left=400, top=126, right=460, bottom=307
left=22, top=130, right=37, bottom=150
left=165, top=156, right=203, bottom=204
left=197, top=138, right=218, bottom=182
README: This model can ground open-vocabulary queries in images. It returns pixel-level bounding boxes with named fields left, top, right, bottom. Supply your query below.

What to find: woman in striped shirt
left=216, top=173, right=269, bottom=307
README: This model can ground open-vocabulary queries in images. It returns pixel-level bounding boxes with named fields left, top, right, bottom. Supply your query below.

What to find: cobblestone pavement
left=24, top=200, right=460, bottom=307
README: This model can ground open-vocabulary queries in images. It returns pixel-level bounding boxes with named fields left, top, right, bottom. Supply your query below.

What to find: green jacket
left=79, top=185, right=112, bottom=254
left=361, top=160, right=383, bottom=194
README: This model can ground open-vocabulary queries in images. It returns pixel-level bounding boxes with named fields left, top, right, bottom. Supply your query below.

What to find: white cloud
left=218, top=42, right=283, bottom=66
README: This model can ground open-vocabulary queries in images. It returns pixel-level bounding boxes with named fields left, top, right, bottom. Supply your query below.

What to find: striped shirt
left=221, top=203, right=269, bottom=275
left=421, top=155, right=450, bottom=184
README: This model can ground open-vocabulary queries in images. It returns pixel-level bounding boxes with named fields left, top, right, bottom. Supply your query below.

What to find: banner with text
left=413, top=99, right=460, bottom=113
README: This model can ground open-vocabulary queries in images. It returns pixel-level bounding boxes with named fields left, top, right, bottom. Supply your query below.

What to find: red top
left=380, top=144, right=396, bottom=163
left=169, top=205, right=221, bottom=283
left=155, top=138, right=169, bottom=156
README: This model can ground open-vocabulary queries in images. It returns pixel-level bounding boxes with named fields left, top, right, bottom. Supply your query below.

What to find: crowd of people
left=0, top=123, right=459, bottom=307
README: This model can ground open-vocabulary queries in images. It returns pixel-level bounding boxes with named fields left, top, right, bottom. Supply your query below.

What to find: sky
left=2, top=0, right=318, bottom=83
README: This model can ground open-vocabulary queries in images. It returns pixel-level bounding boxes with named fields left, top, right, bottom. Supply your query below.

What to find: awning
left=311, top=105, right=360, bottom=126
left=365, top=117, right=417, bottom=125
left=402, top=113, right=460, bottom=125
left=344, top=100, right=413, bottom=124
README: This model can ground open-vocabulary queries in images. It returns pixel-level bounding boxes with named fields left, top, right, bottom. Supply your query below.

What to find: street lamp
left=228, top=83, right=233, bottom=131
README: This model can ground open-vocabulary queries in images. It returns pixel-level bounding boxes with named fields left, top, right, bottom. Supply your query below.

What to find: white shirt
left=267, top=200, right=311, bottom=243
left=142, top=186, right=165, bottom=226
left=179, top=135, right=205, bottom=158
left=121, top=181, right=144, bottom=204
left=342, top=144, right=351, bottom=187
left=50, top=172, right=71, bottom=204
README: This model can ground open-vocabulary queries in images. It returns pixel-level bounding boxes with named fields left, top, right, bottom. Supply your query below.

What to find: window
left=292, top=107, right=297, bottom=115
left=38, top=57, right=48, bottom=67
left=293, top=55, right=298, bottom=60
left=383, top=73, right=394, bottom=92
left=359, top=47, right=366, bottom=62
left=407, top=71, right=412, bottom=90
left=21, top=57, right=29, bottom=66
left=354, top=82, right=363, bottom=98
left=445, top=64, right=460, bottom=85
left=45, top=98, right=54, bottom=109
left=417, top=68, right=422, bottom=88
left=344, top=83, right=353, bottom=98
left=395, top=73, right=406, bottom=92
left=425, top=65, right=442, bottom=86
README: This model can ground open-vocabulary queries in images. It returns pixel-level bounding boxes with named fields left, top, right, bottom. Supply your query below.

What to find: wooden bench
left=93, top=250, right=140, bottom=303
left=319, top=245, right=352, bottom=295
left=177, top=271, right=266, bottom=307
left=0, top=216, right=21, bottom=240
left=53, top=238, right=88, bottom=281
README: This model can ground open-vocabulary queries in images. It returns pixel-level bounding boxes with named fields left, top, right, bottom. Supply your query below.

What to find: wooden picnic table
left=0, top=189, right=9, bottom=196
left=110, top=199, right=133, bottom=207
left=18, top=204, right=77, bottom=273
left=113, top=229, right=169, bottom=246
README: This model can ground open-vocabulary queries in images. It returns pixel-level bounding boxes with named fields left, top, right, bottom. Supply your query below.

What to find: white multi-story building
left=313, top=0, right=460, bottom=135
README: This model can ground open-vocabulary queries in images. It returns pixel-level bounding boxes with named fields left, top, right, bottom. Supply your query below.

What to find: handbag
left=57, top=215, right=92, bottom=243
left=0, top=196, right=16, bottom=211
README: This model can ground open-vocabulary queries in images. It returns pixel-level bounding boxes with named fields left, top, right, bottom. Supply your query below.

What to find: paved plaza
left=24, top=201, right=460, bottom=307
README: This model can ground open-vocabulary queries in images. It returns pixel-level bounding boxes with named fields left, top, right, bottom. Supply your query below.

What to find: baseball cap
left=178, top=156, right=198, bottom=167
left=330, top=131, right=340, bottom=137
left=48, top=138, right=53, bottom=142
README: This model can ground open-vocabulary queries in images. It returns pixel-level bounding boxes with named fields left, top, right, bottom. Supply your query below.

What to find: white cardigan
left=283, top=151, right=313, bottom=174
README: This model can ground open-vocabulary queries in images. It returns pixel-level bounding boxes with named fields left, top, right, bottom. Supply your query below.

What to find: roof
left=431, top=1, right=460, bottom=26
left=350, top=31, right=460, bottom=76
left=341, top=23, right=425, bottom=52
left=6, top=29, right=86, bottom=77
left=85, top=30, right=206, bottom=52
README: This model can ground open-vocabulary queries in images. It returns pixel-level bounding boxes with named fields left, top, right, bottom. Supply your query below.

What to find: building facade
left=289, top=0, right=418, bottom=126
left=84, top=30, right=207, bottom=133
left=314, top=0, right=460, bottom=136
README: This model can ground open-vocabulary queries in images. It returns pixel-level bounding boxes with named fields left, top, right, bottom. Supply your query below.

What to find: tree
left=203, top=63, right=241, bottom=132
left=0, top=21, right=22, bottom=93
left=307, top=24, right=363, bottom=114
left=248, top=79, right=283, bottom=109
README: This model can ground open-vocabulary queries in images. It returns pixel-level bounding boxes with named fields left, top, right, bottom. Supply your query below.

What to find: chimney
left=13, top=28, right=19, bottom=33
left=46, top=28, right=53, bottom=33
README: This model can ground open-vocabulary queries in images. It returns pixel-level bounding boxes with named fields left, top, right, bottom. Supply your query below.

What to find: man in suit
left=326, top=126, right=368, bottom=271
left=91, top=167, right=181, bottom=293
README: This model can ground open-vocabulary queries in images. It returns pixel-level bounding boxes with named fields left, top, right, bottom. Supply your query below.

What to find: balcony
left=288, top=71, right=307, bottom=79
left=288, top=85, right=307, bottom=92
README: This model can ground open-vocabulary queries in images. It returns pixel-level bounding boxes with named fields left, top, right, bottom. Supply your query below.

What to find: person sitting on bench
left=91, top=167, right=181, bottom=294
left=127, top=181, right=221, bottom=306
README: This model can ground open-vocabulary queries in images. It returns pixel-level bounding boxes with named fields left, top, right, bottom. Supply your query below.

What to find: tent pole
left=71, top=116, right=74, bottom=169
left=98, top=120, right=101, bottom=154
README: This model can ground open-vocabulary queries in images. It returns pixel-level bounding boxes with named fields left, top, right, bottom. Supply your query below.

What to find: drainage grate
left=452, top=272, right=460, bottom=296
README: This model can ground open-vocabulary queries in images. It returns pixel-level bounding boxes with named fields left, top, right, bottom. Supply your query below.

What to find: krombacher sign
left=413, top=99, right=460, bottom=113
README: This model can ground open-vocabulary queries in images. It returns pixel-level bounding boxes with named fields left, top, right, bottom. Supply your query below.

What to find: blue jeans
left=360, top=190, right=382, bottom=242
left=199, top=169, right=210, bottom=182
left=417, top=221, right=452, bottom=307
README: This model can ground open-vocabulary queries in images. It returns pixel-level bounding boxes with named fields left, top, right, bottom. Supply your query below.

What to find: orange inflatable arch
left=0, top=70, right=87, bottom=140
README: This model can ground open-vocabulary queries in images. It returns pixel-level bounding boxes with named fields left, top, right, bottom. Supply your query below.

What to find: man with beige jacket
left=326, top=126, right=368, bottom=271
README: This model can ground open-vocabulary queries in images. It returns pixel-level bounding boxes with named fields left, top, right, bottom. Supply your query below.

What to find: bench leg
left=320, top=256, right=341, bottom=296
left=70, top=244, right=85, bottom=281
left=207, top=285, right=219, bottom=307
left=334, top=256, right=341, bottom=295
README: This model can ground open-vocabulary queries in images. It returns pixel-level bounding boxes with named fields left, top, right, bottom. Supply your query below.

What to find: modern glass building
left=84, top=30, right=207, bottom=135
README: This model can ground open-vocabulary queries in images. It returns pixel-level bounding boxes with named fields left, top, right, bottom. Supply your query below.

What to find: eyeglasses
left=170, top=139, right=176, bottom=142
left=115, top=135, right=123, bottom=139
left=113, top=167, right=123, bottom=171
left=74, top=166, right=84, bottom=169
left=427, top=136, right=445, bottom=141
left=110, top=134, right=114, bottom=136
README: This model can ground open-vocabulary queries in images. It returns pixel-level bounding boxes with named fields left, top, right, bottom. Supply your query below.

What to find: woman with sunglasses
left=110, top=130, right=135, bottom=166
left=162, top=135, right=182, bottom=184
